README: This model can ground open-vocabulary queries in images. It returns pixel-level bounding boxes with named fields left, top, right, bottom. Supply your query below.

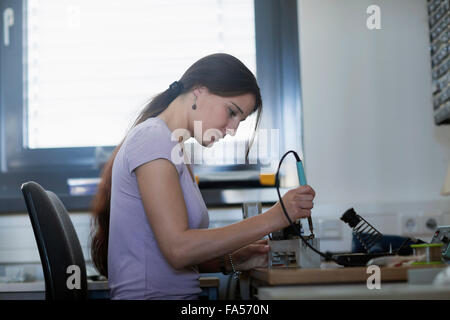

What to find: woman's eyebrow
left=229, top=101, right=244, bottom=114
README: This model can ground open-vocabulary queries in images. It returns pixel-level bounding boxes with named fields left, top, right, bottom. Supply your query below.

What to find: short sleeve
left=124, top=123, right=184, bottom=176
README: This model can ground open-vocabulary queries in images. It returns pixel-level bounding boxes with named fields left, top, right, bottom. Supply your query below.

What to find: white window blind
left=25, top=0, right=257, bottom=161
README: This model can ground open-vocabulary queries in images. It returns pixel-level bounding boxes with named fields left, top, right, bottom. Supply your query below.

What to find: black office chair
left=21, top=181, right=87, bottom=300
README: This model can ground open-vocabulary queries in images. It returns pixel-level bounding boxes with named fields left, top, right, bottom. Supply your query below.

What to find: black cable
left=394, top=237, right=411, bottom=255
left=274, top=150, right=349, bottom=266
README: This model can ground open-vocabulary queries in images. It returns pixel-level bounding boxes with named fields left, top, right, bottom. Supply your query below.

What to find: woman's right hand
left=277, top=185, right=316, bottom=222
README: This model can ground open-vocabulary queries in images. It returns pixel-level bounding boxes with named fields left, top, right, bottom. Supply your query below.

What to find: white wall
left=297, top=0, right=450, bottom=250
left=299, top=0, right=450, bottom=204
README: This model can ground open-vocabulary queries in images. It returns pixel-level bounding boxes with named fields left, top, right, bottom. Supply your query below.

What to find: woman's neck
left=157, top=94, right=192, bottom=137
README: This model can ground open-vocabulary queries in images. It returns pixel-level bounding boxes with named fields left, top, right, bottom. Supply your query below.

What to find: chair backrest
left=21, top=181, right=87, bottom=300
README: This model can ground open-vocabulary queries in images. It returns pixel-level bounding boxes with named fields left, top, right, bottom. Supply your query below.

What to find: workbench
left=242, top=264, right=450, bottom=300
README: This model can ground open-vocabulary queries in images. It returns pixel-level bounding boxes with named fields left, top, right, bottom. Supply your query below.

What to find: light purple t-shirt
left=108, top=117, right=209, bottom=300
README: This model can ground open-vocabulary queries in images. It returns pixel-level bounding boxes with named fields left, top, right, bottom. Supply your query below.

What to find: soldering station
left=267, top=150, right=450, bottom=269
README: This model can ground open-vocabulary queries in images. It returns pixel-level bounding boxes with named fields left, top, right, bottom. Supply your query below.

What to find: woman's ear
left=192, top=87, right=200, bottom=98
left=193, top=86, right=208, bottom=97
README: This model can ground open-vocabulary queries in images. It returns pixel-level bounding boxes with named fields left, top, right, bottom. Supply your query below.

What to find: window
left=0, top=0, right=302, bottom=211
left=25, top=0, right=256, bottom=149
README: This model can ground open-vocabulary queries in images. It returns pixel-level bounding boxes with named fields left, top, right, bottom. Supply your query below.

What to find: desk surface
left=248, top=264, right=450, bottom=300
left=250, top=264, right=446, bottom=286
left=257, top=283, right=450, bottom=300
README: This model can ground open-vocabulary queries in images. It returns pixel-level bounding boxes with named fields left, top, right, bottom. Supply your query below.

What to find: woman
left=91, top=53, right=315, bottom=299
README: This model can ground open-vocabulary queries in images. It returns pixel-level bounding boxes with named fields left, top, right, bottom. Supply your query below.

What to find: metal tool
left=340, top=208, right=383, bottom=253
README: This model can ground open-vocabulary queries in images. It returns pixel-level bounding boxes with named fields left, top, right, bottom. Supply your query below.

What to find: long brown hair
left=90, top=53, right=263, bottom=277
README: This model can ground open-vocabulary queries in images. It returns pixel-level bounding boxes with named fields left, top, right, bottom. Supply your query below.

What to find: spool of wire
left=411, top=243, right=444, bottom=265
left=341, top=208, right=383, bottom=253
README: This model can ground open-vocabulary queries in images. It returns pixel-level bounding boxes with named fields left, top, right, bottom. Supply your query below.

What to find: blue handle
left=296, top=161, right=307, bottom=186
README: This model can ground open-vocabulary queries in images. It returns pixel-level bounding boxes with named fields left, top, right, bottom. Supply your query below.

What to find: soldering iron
left=274, top=150, right=349, bottom=266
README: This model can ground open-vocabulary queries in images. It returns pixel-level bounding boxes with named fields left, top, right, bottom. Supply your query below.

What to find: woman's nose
left=226, top=119, right=239, bottom=136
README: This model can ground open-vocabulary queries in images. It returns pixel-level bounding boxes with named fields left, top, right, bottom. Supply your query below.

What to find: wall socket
left=401, top=213, right=443, bottom=236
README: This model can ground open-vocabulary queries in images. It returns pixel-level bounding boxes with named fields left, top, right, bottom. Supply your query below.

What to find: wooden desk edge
left=250, top=265, right=447, bottom=286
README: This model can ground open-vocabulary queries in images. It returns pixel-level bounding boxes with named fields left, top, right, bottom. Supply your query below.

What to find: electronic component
left=268, top=237, right=320, bottom=269
left=431, top=225, right=450, bottom=261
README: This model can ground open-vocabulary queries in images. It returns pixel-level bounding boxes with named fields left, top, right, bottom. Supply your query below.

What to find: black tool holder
left=341, top=208, right=383, bottom=253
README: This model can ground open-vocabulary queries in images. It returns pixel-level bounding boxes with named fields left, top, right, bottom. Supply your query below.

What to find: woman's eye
left=228, top=108, right=237, bottom=118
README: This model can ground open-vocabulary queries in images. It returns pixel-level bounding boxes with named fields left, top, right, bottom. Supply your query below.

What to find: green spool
left=411, top=243, right=444, bottom=265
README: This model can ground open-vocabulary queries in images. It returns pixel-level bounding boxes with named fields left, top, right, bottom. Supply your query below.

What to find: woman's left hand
left=231, top=239, right=270, bottom=271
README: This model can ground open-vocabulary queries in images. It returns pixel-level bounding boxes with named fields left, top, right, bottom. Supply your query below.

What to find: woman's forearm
left=172, top=202, right=284, bottom=270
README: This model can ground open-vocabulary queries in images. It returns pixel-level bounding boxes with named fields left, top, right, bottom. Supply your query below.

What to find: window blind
left=25, top=0, right=256, bottom=162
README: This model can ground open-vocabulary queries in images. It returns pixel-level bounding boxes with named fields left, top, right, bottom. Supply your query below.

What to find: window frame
left=0, top=0, right=303, bottom=212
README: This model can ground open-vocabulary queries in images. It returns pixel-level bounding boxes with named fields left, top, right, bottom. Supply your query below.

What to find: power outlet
left=401, top=215, right=421, bottom=236
left=423, top=213, right=442, bottom=234
left=401, top=213, right=442, bottom=236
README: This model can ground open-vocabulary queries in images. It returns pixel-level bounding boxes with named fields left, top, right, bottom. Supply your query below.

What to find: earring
left=192, top=94, right=197, bottom=110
